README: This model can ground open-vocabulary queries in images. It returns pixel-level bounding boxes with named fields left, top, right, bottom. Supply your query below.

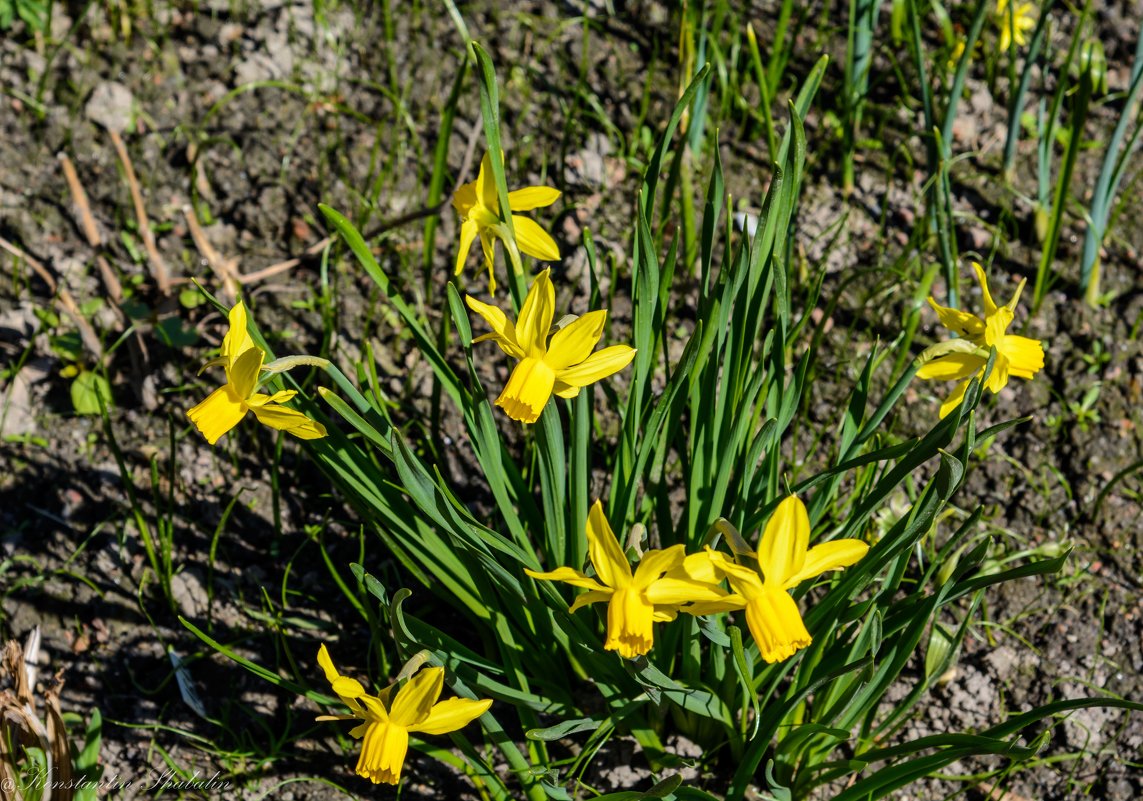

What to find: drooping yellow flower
left=466, top=269, right=635, bottom=424
left=997, top=0, right=1036, bottom=52
left=917, top=262, right=1044, bottom=418
left=691, top=496, right=868, bottom=664
left=453, top=151, right=561, bottom=293
left=316, top=645, right=492, bottom=785
left=525, top=500, right=728, bottom=659
left=187, top=301, right=326, bottom=444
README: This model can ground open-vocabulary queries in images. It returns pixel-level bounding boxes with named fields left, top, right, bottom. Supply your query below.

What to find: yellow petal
left=248, top=403, right=327, bottom=439
left=666, top=549, right=724, bottom=585
left=938, top=377, right=973, bottom=419
left=409, top=697, right=492, bottom=736
left=187, top=385, right=246, bottom=445
left=745, top=589, right=812, bottom=664
left=715, top=558, right=766, bottom=598
left=644, top=576, right=728, bottom=605
left=1001, top=335, right=1044, bottom=379
left=496, top=357, right=555, bottom=424
left=475, top=151, right=498, bottom=212
left=926, top=297, right=985, bottom=340
left=511, top=215, right=560, bottom=263
left=479, top=231, right=498, bottom=293
left=586, top=499, right=632, bottom=589
left=973, top=262, right=999, bottom=317
left=684, top=596, right=747, bottom=615
left=756, top=495, right=810, bottom=586
left=515, top=269, right=555, bottom=356
left=568, top=589, right=613, bottom=612
left=390, top=667, right=444, bottom=728
left=333, top=676, right=368, bottom=700
left=223, top=300, right=255, bottom=364
left=247, top=389, right=297, bottom=406
left=631, top=544, right=686, bottom=590
left=317, top=644, right=342, bottom=684
left=553, top=381, right=581, bottom=399
left=455, top=219, right=479, bottom=276
left=356, top=721, right=407, bottom=785
left=984, top=352, right=1011, bottom=394
left=553, top=345, right=635, bottom=388
left=465, top=295, right=525, bottom=359
left=915, top=353, right=986, bottom=381
left=524, top=566, right=608, bottom=593
left=783, top=539, right=869, bottom=589
left=546, top=310, right=606, bottom=371
left=227, top=345, right=263, bottom=400
left=508, top=186, right=561, bottom=211
left=605, top=586, right=655, bottom=658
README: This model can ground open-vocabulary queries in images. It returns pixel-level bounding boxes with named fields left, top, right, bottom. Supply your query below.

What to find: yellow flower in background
left=187, top=301, right=326, bottom=444
left=690, top=496, right=868, bottom=664
left=917, top=262, right=1044, bottom=418
left=453, top=151, right=561, bottom=293
left=525, top=500, right=727, bottom=659
left=997, top=0, right=1036, bottom=52
left=466, top=269, right=635, bottom=424
left=316, top=645, right=492, bottom=785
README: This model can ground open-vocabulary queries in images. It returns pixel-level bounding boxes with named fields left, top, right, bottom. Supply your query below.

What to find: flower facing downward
left=466, top=269, right=636, bottom=424
left=997, top=0, right=1036, bottom=52
left=453, top=151, right=561, bottom=293
left=916, top=262, right=1044, bottom=418
left=316, top=645, right=492, bottom=785
left=691, top=496, right=868, bottom=664
left=187, top=301, right=327, bottom=444
left=525, top=501, right=727, bottom=659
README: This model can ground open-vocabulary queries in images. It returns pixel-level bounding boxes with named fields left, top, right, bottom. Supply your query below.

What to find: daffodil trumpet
left=525, top=500, right=728, bottom=659
left=466, top=269, right=636, bottom=424
left=689, top=495, right=868, bottom=664
left=316, top=645, right=492, bottom=785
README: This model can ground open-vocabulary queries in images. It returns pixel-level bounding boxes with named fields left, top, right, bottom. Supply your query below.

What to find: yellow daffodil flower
left=997, top=0, right=1036, bottom=52
left=466, top=269, right=635, bottom=424
left=525, top=500, right=728, bottom=659
left=917, top=262, right=1044, bottom=418
left=187, top=301, right=327, bottom=444
left=316, top=645, right=492, bottom=785
left=691, top=496, right=868, bottom=664
left=453, top=151, right=561, bottom=293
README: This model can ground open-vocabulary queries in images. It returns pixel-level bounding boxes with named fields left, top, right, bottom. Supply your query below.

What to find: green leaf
left=71, top=371, right=112, bottom=416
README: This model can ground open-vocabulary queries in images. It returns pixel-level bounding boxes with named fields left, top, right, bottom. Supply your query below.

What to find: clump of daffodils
left=916, top=263, right=1044, bottom=418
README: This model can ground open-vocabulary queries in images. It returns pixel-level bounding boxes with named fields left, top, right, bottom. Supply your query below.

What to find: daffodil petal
left=631, top=544, right=686, bottom=589
left=784, top=539, right=870, bottom=589
left=569, top=589, right=613, bottom=612
left=410, top=697, right=492, bottom=736
left=356, top=721, right=407, bottom=785
left=645, top=576, right=728, bottom=605
left=515, top=269, right=555, bottom=356
left=524, top=566, right=608, bottom=593
left=227, top=345, right=263, bottom=399
left=248, top=403, right=327, bottom=439
left=452, top=181, right=477, bottom=216
left=915, top=353, right=986, bottom=381
left=317, top=644, right=341, bottom=684
left=973, top=262, right=999, bottom=317
left=465, top=295, right=525, bottom=359
left=605, top=586, right=654, bottom=658
left=553, top=381, right=581, bottom=399
left=938, top=377, right=973, bottom=419
left=476, top=151, right=498, bottom=211
left=927, top=298, right=985, bottom=339
left=683, top=596, right=747, bottom=615
left=246, top=390, right=297, bottom=407
left=757, top=495, right=810, bottom=586
left=586, top=499, right=632, bottom=589
left=223, top=300, right=255, bottom=363
left=546, top=310, right=606, bottom=371
left=554, top=345, right=635, bottom=387
left=512, top=215, right=560, bottom=263
left=455, top=219, right=479, bottom=276
left=508, top=186, right=561, bottom=211
left=187, top=385, right=246, bottom=445
left=390, top=667, right=444, bottom=728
